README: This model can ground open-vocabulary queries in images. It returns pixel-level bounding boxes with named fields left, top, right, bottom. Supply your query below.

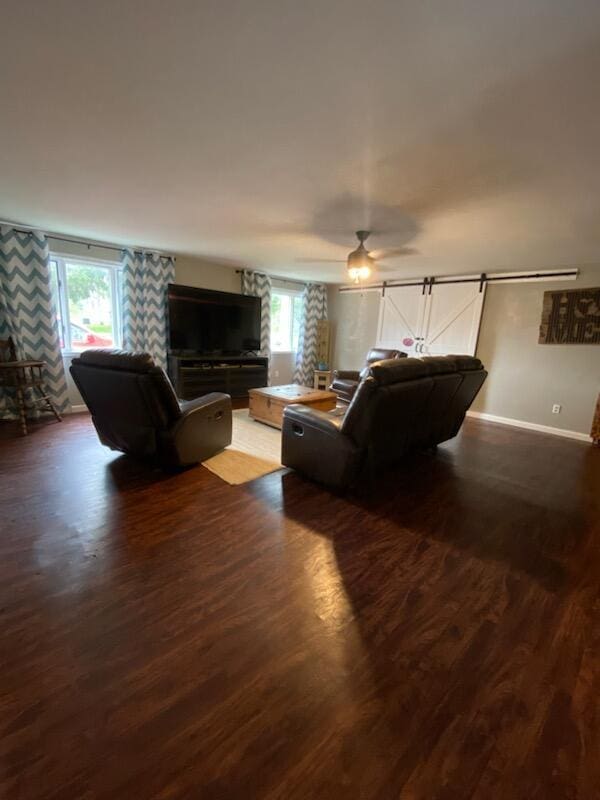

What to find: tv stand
left=168, top=354, right=269, bottom=400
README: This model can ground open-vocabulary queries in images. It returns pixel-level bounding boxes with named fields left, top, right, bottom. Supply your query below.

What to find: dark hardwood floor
left=1, top=413, right=599, bottom=800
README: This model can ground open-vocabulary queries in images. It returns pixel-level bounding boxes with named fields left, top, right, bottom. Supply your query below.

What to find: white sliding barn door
left=376, top=285, right=427, bottom=355
left=421, top=281, right=486, bottom=356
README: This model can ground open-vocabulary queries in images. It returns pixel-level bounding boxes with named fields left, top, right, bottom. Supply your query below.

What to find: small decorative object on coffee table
left=249, top=384, right=336, bottom=429
left=313, top=369, right=332, bottom=391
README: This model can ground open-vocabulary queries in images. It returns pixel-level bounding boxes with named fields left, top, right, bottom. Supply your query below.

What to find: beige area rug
left=202, top=409, right=283, bottom=484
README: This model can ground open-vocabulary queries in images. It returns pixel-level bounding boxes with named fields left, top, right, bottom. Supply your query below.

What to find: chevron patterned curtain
left=0, top=227, right=70, bottom=419
left=121, top=251, right=175, bottom=370
left=240, top=269, right=271, bottom=365
left=293, top=283, right=328, bottom=386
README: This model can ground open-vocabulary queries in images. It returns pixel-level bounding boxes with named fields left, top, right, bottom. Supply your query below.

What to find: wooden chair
left=0, top=337, right=62, bottom=435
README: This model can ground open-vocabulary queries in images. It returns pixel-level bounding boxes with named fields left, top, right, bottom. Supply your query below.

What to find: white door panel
left=421, top=281, right=486, bottom=356
left=376, top=285, right=427, bottom=355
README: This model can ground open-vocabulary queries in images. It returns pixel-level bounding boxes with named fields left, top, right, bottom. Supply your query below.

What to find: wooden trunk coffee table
left=248, top=384, right=337, bottom=429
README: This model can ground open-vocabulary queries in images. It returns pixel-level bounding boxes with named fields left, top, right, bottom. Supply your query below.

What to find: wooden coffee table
left=248, top=384, right=337, bottom=429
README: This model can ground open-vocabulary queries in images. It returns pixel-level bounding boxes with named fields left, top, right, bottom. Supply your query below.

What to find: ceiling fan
left=298, top=230, right=417, bottom=283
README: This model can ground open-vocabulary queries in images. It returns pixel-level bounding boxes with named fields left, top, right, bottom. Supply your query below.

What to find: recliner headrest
left=368, top=357, right=430, bottom=385
left=366, top=348, right=407, bottom=364
left=445, top=355, right=483, bottom=371
left=75, top=349, right=156, bottom=372
left=420, top=356, right=458, bottom=374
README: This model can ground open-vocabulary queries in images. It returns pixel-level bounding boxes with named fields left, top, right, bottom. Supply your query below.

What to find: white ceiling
left=1, top=0, right=600, bottom=283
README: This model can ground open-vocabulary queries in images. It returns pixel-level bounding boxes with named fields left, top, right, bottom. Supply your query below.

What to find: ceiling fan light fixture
left=348, top=264, right=372, bottom=283
left=347, top=233, right=374, bottom=283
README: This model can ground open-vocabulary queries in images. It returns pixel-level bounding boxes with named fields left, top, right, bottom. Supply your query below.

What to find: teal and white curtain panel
left=293, top=283, right=328, bottom=386
left=241, top=269, right=272, bottom=363
left=0, top=227, right=70, bottom=419
left=121, top=250, right=175, bottom=370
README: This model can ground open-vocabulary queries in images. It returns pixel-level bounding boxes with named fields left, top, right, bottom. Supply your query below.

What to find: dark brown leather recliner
left=70, top=350, right=232, bottom=468
left=330, top=347, right=407, bottom=403
left=282, top=355, right=487, bottom=489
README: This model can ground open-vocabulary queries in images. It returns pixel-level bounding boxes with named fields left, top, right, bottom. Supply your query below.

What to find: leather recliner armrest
left=178, top=393, right=230, bottom=415
left=281, top=404, right=362, bottom=489
left=332, top=370, right=360, bottom=381
left=160, top=392, right=232, bottom=467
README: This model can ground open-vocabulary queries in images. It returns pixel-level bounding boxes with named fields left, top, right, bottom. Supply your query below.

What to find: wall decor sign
left=539, top=287, right=600, bottom=344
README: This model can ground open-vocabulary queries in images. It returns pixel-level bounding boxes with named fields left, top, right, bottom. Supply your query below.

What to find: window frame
left=270, top=287, right=303, bottom=354
left=50, top=252, right=123, bottom=355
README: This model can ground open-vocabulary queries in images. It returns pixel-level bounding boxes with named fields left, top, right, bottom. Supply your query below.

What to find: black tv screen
left=167, top=284, right=261, bottom=355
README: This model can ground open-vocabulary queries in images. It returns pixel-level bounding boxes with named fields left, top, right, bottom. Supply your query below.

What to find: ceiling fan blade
left=294, top=258, right=347, bottom=263
left=376, top=263, right=413, bottom=273
left=370, top=246, right=419, bottom=259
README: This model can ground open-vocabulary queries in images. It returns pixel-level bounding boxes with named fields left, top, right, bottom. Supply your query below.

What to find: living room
left=1, top=2, right=599, bottom=798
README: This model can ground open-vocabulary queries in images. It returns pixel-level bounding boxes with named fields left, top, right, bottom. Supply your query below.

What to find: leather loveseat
left=330, top=347, right=407, bottom=403
left=282, top=355, right=487, bottom=489
left=70, top=350, right=232, bottom=468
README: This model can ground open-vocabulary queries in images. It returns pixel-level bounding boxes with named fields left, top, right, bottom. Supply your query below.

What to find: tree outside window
left=271, top=290, right=303, bottom=352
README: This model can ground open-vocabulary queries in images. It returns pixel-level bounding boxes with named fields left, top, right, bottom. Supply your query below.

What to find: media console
left=168, top=354, right=269, bottom=400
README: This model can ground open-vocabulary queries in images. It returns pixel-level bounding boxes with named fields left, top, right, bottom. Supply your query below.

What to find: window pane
left=292, top=295, right=303, bottom=352
left=270, top=293, right=292, bottom=351
left=65, top=263, right=115, bottom=349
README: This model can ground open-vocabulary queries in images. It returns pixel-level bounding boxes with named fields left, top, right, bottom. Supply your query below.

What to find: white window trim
left=50, top=252, right=123, bottom=356
left=271, top=287, right=303, bottom=354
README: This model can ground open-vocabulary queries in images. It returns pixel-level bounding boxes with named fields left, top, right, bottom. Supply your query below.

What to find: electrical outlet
left=552, top=404, right=561, bottom=414
left=273, top=370, right=279, bottom=378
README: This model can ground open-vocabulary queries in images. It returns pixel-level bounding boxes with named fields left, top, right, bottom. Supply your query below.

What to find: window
left=49, top=255, right=122, bottom=353
left=270, top=289, right=303, bottom=352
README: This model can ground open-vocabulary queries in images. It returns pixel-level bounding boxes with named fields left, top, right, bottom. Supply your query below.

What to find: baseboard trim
left=67, top=404, right=88, bottom=414
left=466, top=410, right=592, bottom=442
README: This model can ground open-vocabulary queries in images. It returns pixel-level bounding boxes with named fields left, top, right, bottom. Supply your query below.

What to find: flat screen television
left=167, top=283, right=261, bottom=355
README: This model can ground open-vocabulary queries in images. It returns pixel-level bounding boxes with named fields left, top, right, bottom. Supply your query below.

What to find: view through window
left=49, top=256, right=122, bottom=351
left=271, top=291, right=303, bottom=352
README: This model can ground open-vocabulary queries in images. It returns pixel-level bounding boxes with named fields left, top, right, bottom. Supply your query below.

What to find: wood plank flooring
left=1, top=414, right=599, bottom=799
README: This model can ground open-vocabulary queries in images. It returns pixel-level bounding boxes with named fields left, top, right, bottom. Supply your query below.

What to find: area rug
left=202, top=409, right=283, bottom=484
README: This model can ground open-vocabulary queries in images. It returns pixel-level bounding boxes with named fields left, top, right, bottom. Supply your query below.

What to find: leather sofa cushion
left=446, top=355, right=483, bottom=371
left=368, top=357, right=430, bottom=384
left=78, top=349, right=155, bottom=372
left=420, top=356, right=458, bottom=374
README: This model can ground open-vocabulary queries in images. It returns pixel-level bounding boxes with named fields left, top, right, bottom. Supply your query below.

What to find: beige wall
left=328, top=268, right=600, bottom=436
left=175, top=255, right=240, bottom=293
left=471, top=265, right=600, bottom=434
left=327, top=285, right=381, bottom=372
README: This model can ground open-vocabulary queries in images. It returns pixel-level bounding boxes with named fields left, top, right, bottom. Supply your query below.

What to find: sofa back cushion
left=341, top=355, right=487, bottom=461
left=342, top=358, right=434, bottom=466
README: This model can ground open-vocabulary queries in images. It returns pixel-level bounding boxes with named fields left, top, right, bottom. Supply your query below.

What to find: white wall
left=328, top=268, right=600, bottom=436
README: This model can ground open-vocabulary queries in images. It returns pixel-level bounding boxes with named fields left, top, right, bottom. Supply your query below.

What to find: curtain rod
left=235, top=269, right=314, bottom=288
left=0, top=220, right=176, bottom=261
